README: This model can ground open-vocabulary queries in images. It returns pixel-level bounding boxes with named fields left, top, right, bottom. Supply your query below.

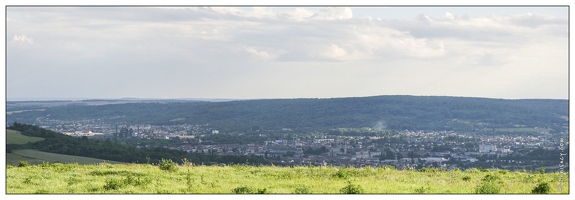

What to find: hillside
left=6, top=163, right=569, bottom=194
left=7, top=149, right=124, bottom=166
left=6, top=95, right=568, bottom=132
left=6, top=128, right=123, bottom=165
left=6, top=123, right=269, bottom=166
left=6, top=129, right=44, bottom=144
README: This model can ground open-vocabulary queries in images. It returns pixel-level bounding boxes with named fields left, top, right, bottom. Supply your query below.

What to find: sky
left=5, top=5, right=570, bottom=100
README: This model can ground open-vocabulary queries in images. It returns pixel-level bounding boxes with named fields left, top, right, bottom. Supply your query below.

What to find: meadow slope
left=5, top=163, right=569, bottom=194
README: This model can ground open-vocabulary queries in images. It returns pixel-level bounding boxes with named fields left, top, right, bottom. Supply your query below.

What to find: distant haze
left=6, top=6, right=568, bottom=100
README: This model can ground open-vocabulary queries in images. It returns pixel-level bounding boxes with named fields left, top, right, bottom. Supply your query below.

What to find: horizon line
left=6, top=94, right=569, bottom=102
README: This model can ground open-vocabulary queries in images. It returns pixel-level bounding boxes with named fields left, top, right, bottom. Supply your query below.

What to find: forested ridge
left=7, top=95, right=568, bottom=133
left=6, top=123, right=270, bottom=165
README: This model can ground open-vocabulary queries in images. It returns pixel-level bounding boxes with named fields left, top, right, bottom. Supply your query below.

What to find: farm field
left=6, top=149, right=124, bottom=166
left=5, top=162, right=569, bottom=194
left=6, top=129, right=44, bottom=144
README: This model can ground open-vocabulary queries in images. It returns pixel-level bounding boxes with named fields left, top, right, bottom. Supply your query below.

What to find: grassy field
left=7, top=149, right=124, bottom=166
left=6, top=129, right=44, bottom=144
left=5, top=162, right=569, bottom=194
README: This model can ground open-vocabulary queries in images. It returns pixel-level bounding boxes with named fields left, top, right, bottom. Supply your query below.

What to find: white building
left=479, top=144, right=497, bottom=153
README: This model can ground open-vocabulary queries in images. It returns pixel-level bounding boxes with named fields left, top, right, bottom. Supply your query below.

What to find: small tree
left=158, top=158, right=178, bottom=172
left=340, top=180, right=364, bottom=194
left=531, top=182, right=550, bottom=194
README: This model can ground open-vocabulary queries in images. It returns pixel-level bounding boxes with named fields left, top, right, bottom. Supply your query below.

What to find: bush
left=104, top=178, right=125, bottom=190
left=334, top=169, right=351, bottom=179
left=18, top=161, right=30, bottom=167
left=475, top=181, right=500, bottom=194
left=462, top=175, right=471, bottom=181
left=340, top=180, right=364, bottom=194
left=233, top=186, right=253, bottom=194
left=531, top=182, right=550, bottom=194
left=232, top=186, right=268, bottom=194
left=294, top=186, right=311, bottom=194
left=256, top=188, right=268, bottom=194
left=482, top=174, right=501, bottom=182
left=158, top=158, right=178, bottom=172
left=414, top=186, right=426, bottom=194
left=182, top=158, right=193, bottom=167
left=124, top=175, right=151, bottom=186
left=420, top=167, right=438, bottom=173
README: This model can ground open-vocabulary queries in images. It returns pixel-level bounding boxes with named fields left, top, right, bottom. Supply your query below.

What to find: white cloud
left=311, top=7, right=353, bottom=20
left=5, top=7, right=568, bottom=100
left=280, top=7, right=314, bottom=21
left=445, top=12, right=454, bottom=20
left=243, top=46, right=273, bottom=60
left=12, top=34, right=34, bottom=44
left=321, top=44, right=348, bottom=60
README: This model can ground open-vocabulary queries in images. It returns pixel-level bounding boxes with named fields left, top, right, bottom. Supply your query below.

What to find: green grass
left=7, top=149, right=124, bottom=166
left=5, top=164, right=569, bottom=194
left=6, top=129, right=44, bottom=144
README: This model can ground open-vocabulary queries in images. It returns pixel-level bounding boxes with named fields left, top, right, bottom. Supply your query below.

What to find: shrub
left=420, top=167, right=438, bottom=173
left=182, top=158, right=193, bottom=167
left=294, top=186, right=311, bottom=194
left=158, top=158, right=178, bottom=172
left=334, top=169, right=351, bottom=179
left=186, top=171, right=194, bottom=188
left=475, top=181, right=500, bottom=194
left=68, top=176, right=81, bottom=186
left=123, top=174, right=151, bottom=186
left=18, top=161, right=30, bottom=167
left=256, top=188, right=268, bottom=194
left=39, top=161, right=52, bottom=168
left=531, top=182, right=550, bottom=194
left=233, top=186, right=268, bottom=194
left=104, top=178, right=125, bottom=190
left=381, top=165, right=396, bottom=170
left=414, top=186, right=426, bottom=194
left=482, top=174, right=501, bottom=182
left=462, top=175, right=471, bottom=181
left=233, top=186, right=252, bottom=194
left=340, top=180, right=364, bottom=194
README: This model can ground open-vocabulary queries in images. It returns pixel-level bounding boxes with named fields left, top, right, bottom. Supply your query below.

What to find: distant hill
left=6, top=95, right=568, bottom=133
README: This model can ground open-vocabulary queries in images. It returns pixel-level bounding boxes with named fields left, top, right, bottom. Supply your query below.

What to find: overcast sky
left=6, top=6, right=569, bottom=100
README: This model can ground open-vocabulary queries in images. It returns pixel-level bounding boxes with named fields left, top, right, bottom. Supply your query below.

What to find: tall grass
left=5, top=162, right=569, bottom=194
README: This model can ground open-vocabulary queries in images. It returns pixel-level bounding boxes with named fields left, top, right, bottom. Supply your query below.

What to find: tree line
left=7, top=122, right=270, bottom=166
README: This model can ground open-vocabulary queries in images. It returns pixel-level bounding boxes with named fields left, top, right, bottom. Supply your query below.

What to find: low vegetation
left=6, top=161, right=569, bottom=194
left=7, top=149, right=124, bottom=166
left=6, top=129, right=44, bottom=145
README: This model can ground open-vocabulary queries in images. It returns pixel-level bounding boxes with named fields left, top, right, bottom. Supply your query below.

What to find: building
left=479, top=144, right=497, bottom=153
